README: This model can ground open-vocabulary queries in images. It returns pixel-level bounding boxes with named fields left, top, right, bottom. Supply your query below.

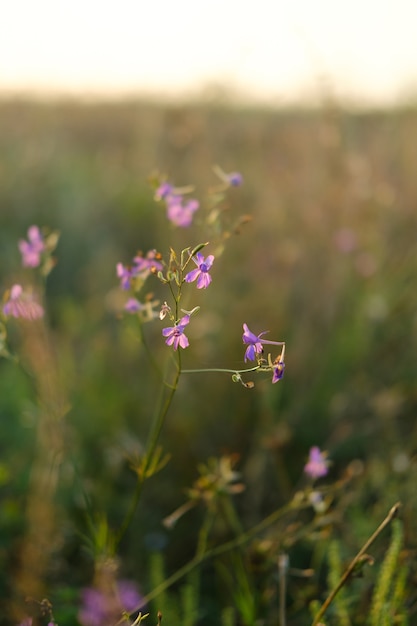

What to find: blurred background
left=1, top=1, right=417, bottom=624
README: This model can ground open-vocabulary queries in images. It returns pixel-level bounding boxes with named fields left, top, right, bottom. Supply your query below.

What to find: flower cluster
left=19, top=225, right=45, bottom=267
left=2, top=284, right=44, bottom=320
left=155, top=181, right=200, bottom=227
left=242, top=323, right=286, bottom=383
left=304, top=446, right=329, bottom=480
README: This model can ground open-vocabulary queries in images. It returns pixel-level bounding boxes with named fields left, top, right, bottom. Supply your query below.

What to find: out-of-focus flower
left=226, top=171, right=243, bottom=187
left=78, top=579, right=144, bottom=626
left=133, top=250, right=163, bottom=276
left=304, top=447, right=329, bottom=480
left=19, top=225, right=45, bottom=267
left=3, top=285, right=44, bottom=320
left=155, top=182, right=174, bottom=201
left=185, top=252, right=215, bottom=289
left=162, top=315, right=190, bottom=350
left=124, top=298, right=144, bottom=313
left=333, top=228, right=357, bottom=254
left=116, top=263, right=136, bottom=290
left=166, top=196, right=199, bottom=227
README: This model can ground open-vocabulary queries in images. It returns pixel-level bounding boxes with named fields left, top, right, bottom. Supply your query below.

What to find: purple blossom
left=226, top=171, right=243, bottom=187
left=166, top=196, right=199, bottom=227
left=19, top=225, right=45, bottom=267
left=272, top=360, right=285, bottom=383
left=124, top=298, right=144, bottom=313
left=242, top=323, right=285, bottom=363
left=133, top=250, right=163, bottom=275
left=78, top=579, right=144, bottom=626
left=116, top=263, right=136, bottom=290
left=3, top=284, right=44, bottom=320
left=185, top=253, right=215, bottom=289
left=162, top=315, right=190, bottom=350
left=155, top=182, right=174, bottom=201
left=304, top=447, right=329, bottom=480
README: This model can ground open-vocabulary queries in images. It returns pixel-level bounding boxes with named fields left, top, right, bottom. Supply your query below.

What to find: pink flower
left=18, top=225, right=45, bottom=267
left=304, top=447, right=329, bottom=480
left=3, top=285, right=44, bottom=320
left=166, top=196, right=199, bottom=227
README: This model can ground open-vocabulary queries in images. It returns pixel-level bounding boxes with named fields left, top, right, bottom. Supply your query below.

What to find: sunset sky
left=1, top=0, right=417, bottom=104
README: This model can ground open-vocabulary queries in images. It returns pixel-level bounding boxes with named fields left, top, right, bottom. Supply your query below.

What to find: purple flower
left=242, top=323, right=285, bottom=363
left=162, top=315, right=190, bottom=350
left=116, top=263, right=136, bottom=290
left=272, top=360, right=285, bottom=383
left=124, top=298, right=143, bottom=313
left=155, top=182, right=174, bottom=201
left=166, top=196, right=199, bottom=227
left=242, top=323, right=267, bottom=362
left=304, top=447, right=329, bottom=480
left=133, top=250, right=163, bottom=275
left=19, top=225, right=45, bottom=267
left=185, top=253, right=214, bottom=289
left=226, top=171, right=243, bottom=187
left=78, top=579, right=144, bottom=626
left=3, top=284, right=44, bottom=320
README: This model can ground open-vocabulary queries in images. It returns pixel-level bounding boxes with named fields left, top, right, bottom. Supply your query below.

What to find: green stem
left=140, top=497, right=309, bottom=606
left=115, top=353, right=181, bottom=547
left=312, top=502, right=401, bottom=626
left=182, top=366, right=260, bottom=375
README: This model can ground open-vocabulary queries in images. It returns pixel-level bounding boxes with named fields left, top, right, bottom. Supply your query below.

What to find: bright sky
left=1, top=0, right=417, bottom=105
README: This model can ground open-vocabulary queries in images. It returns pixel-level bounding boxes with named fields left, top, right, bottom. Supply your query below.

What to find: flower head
left=242, top=323, right=268, bottom=362
left=3, top=284, right=44, bottom=320
left=185, top=253, right=215, bottom=289
left=304, top=447, right=329, bottom=480
left=133, top=250, right=163, bottom=276
left=19, top=225, right=45, bottom=267
left=78, top=579, right=144, bottom=626
left=272, top=360, right=285, bottom=383
left=166, top=196, right=199, bottom=228
left=242, top=323, right=285, bottom=363
left=226, top=171, right=243, bottom=187
left=116, top=263, right=136, bottom=290
left=162, top=315, right=190, bottom=350
left=155, top=182, right=174, bottom=201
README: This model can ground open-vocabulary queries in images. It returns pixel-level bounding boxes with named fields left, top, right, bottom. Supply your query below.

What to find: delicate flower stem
left=311, top=501, right=401, bottom=626
left=181, top=366, right=260, bottom=375
left=115, top=354, right=182, bottom=547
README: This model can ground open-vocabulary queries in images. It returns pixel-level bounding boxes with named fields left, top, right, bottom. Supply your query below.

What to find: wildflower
left=304, top=447, right=329, bottom=480
left=78, top=579, right=144, bottom=626
left=155, top=181, right=174, bottom=201
left=272, top=359, right=285, bottom=383
left=166, top=196, right=199, bottom=227
left=159, top=301, right=171, bottom=320
left=116, top=263, right=136, bottom=290
left=124, top=298, right=143, bottom=313
left=242, top=323, right=285, bottom=362
left=133, top=250, right=163, bottom=276
left=19, top=225, right=45, bottom=267
left=185, top=252, right=215, bottom=289
left=226, top=171, right=243, bottom=187
left=162, top=315, right=190, bottom=350
left=3, top=284, right=44, bottom=320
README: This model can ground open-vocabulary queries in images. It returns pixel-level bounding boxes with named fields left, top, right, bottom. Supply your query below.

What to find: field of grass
left=0, top=98, right=416, bottom=625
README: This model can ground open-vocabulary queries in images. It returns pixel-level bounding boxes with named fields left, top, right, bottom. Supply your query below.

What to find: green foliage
left=368, top=519, right=407, bottom=626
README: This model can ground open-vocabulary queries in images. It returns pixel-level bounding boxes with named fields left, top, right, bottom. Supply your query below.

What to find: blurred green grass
left=1, top=98, right=417, bottom=623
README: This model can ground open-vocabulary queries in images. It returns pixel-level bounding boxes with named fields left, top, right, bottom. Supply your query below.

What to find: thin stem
left=182, top=366, right=260, bottom=375
left=311, top=501, right=401, bottom=626
left=115, top=354, right=182, bottom=547
left=139, top=497, right=310, bottom=606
